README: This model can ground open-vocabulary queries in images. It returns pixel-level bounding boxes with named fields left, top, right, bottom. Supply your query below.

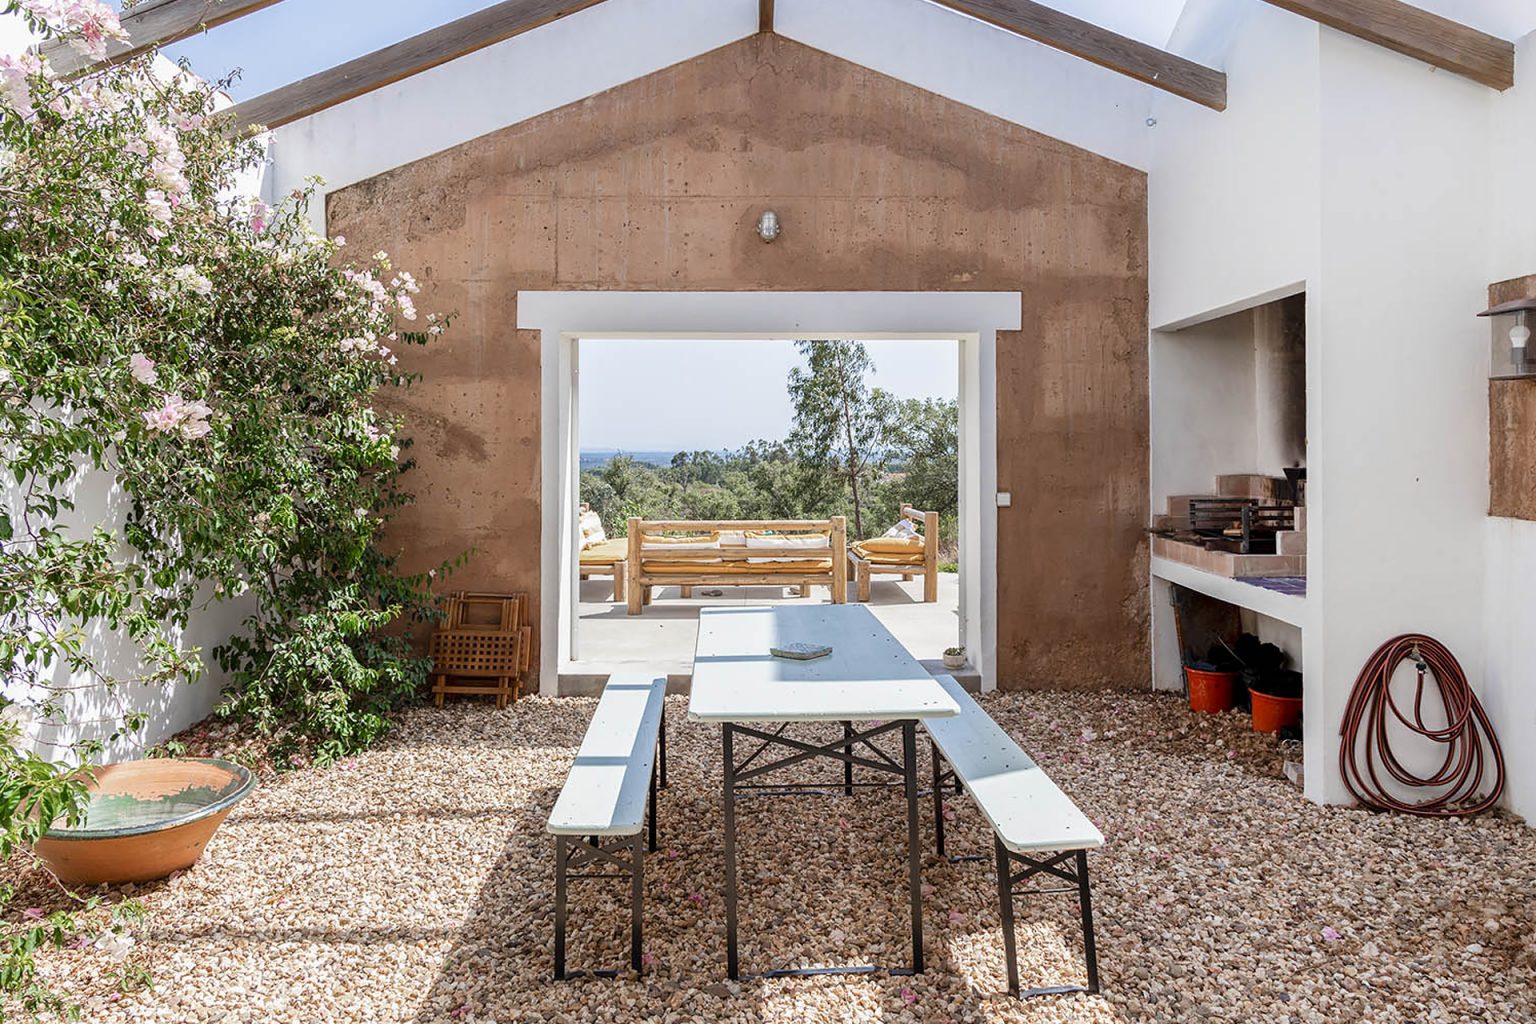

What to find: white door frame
left=517, top=291, right=1022, bottom=695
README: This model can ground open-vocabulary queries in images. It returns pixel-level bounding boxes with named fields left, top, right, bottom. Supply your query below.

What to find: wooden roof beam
left=760, top=0, right=775, bottom=34
left=1259, top=0, right=1513, bottom=90
left=40, top=0, right=284, bottom=76
left=225, top=0, right=611, bottom=133
left=926, top=0, right=1227, bottom=111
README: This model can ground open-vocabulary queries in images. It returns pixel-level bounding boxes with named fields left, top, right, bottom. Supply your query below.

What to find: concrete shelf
left=1150, top=554, right=1306, bottom=628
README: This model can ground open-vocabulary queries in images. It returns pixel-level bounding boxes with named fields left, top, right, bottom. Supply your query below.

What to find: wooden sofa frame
left=848, top=503, right=941, bottom=603
left=626, top=517, right=847, bottom=614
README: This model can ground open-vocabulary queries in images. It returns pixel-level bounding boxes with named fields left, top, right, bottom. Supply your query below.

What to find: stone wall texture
left=327, top=33, right=1150, bottom=688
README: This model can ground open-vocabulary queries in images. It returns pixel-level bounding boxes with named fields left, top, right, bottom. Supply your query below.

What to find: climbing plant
left=0, top=0, right=455, bottom=1014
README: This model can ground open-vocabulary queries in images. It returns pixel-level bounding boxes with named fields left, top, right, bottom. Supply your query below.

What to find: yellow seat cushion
left=852, top=542, right=926, bottom=566
left=578, top=538, right=629, bottom=565
left=642, top=532, right=720, bottom=545
left=858, top=535, right=925, bottom=554
left=643, top=559, right=833, bottom=575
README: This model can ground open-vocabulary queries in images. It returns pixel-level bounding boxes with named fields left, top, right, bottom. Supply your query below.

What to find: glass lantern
left=1478, top=297, right=1536, bottom=380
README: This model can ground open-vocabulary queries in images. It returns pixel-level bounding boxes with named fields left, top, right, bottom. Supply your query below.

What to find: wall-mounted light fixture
left=756, top=210, right=780, bottom=243
left=1477, top=297, right=1536, bottom=380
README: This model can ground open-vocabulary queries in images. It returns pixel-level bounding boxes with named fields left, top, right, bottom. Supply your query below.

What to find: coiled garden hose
left=1338, top=634, right=1504, bottom=817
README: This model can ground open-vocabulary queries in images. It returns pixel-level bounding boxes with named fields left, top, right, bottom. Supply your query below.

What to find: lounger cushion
left=852, top=546, right=926, bottom=566
left=642, top=559, right=833, bottom=575
left=745, top=532, right=831, bottom=563
left=857, top=535, right=924, bottom=554
left=579, top=538, right=628, bottom=565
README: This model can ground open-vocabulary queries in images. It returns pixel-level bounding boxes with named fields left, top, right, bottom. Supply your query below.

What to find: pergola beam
left=1259, top=0, right=1513, bottom=90
left=760, top=0, right=775, bottom=34
left=225, top=0, right=611, bottom=133
left=926, top=0, right=1227, bottom=110
left=39, top=0, right=284, bottom=76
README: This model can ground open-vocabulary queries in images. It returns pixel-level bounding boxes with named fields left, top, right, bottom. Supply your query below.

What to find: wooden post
left=923, top=510, right=940, bottom=603
left=830, top=516, right=848, bottom=605
left=797, top=582, right=811, bottom=599
left=626, top=518, right=643, bottom=615
left=681, top=585, right=694, bottom=599
left=857, top=561, right=871, bottom=603
left=613, top=559, right=626, bottom=603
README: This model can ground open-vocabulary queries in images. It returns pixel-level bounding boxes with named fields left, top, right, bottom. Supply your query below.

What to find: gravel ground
left=9, top=689, right=1536, bottom=1024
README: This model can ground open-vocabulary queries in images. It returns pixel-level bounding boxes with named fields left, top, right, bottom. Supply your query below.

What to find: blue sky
left=580, top=340, right=958, bottom=451
left=152, top=1, right=493, bottom=99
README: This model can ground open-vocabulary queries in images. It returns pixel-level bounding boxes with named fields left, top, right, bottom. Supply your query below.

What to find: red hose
left=1338, top=634, right=1504, bottom=816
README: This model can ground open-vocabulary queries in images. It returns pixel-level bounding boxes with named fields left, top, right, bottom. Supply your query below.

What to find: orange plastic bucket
left=1250, top=690, right=1302, bottom=733
left=1186, top=669, right=1237, bottom=714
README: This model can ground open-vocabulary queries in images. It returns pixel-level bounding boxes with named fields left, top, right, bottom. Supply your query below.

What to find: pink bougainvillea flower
left=641, top=951, right=655, bottom=967
left=448, top=1005, right=469, bottom=1018
left=665, top=848, right=679, bottom=861
left=947, top=910, right=967, bottom=925
left=128, top=352, right=157, bottom=385
left=21, top=907, right=44, bottom=920
left=687, top=892, right=704, bottom=905
left=1321, top=926, right=1342, bottom=942
left=900, top=987, right=917, bottom=1006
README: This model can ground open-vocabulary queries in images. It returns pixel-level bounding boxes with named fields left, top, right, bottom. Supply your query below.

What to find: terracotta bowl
left=32, top=758, right=255, bottom=887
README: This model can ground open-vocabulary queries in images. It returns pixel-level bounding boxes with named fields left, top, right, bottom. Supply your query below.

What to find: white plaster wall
left=1149, top=0, right=1320, bottom=330
left=1149, top=311, right=1259, bottom=509
left=775, top=0, right=1152, bottom=171
left=1481, top=30, right=1536, bottom=823
left=1307, top=31, right=1493, bottom=806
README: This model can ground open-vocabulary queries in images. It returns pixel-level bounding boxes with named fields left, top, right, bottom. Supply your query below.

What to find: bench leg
left=680, top=585, right=693, bottom=599
left=902, top=572, right=914, bottom=582
left=995, top=837, right=1021, bottom=998
left=798, top=581, right=811, bottom=598
left=931, top=741, right=946, bottom=857
left=631, top=833, right=645, bottom=974
left=627, top=574, right=643, bottom=615
left=554, top=836, right=568, bottom=980
left=1077, top=850, right=1100, bottom=993
left=659, top=704, right=668, bottom=789
left=843, top=720, right=854, bottom=795
left=642, top=585, right=653, bottom=606
left=857, top=563, right=871, bottom=603
left=648, top=750, right=659, bottom=853
left=924, top=568, right=938, bottom=603
left=613, top=562, right=626, bottom=603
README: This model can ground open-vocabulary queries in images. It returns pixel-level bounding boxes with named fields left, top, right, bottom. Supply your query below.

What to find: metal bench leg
left=1077, top=850, right=1100, bottom=993
left=995, top=837, right=1020, bottom=998
left=648, top=753, right=659, bottom=853
left=631, top=833, right=645, bottom=973
left=659, top=705, right=668, bottom=789
left=554, top=836, right=568, bottom=980
left=931, top=741, right=946, bottom=857
left=903, top=722, right=924, bottom=973
left=723, top=724, right=740, bottom=980
left=843, top=720, right=854, bottom=795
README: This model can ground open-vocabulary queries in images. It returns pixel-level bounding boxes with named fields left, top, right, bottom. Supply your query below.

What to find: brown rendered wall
left=1489, top=275, right=1536, bottom=521
left=327, top=34, right=1149, bottom=689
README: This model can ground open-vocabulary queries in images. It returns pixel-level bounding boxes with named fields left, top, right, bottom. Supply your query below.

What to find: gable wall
left=327, top=33, right=1150, bottom=688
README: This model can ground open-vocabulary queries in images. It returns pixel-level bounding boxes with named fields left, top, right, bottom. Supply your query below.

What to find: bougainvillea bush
left=1, top=0, right=452, bottom=1013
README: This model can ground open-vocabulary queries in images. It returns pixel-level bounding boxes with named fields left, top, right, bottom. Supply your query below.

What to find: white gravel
left=11, top=690, right=1536, bottom=1023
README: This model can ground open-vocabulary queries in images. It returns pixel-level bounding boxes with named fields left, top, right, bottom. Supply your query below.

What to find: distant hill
left=581, top=449, right=691, bottom=471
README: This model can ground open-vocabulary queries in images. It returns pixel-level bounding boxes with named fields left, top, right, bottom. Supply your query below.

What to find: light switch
left=996, top=492, right=1012, bottom=507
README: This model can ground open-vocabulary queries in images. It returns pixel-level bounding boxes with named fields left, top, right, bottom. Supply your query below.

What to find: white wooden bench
left=924, top=675, right=1104, bottom=998
left=547, top=673, right=668, bottom=979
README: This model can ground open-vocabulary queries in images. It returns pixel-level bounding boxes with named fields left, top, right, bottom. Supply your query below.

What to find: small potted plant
left=942, top=646, right=966, bottom=670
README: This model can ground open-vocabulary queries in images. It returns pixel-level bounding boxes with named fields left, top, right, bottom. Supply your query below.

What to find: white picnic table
left=687, top=604, right=960, bottom=979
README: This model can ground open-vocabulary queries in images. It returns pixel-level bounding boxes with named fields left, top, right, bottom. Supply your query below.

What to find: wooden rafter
left=927, top=0, right=1226, bottom=110
left=1258, top=0, right=1513, bottom=90
left=225, top=0, right=611, bottom=133
left=40, top=0, right=284, bottom=76
left=760, top=0, right=775, bottom=34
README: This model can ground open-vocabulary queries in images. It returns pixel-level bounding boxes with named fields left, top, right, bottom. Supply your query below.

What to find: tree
left=787, top=341, right=893, bottom=538
left=887, top=397, right=959, bottom=518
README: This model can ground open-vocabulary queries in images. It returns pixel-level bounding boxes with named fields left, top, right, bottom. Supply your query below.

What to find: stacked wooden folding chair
left=428, top=592, right=534, bottom=708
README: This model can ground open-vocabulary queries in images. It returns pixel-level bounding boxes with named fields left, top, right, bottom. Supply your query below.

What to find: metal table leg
left=903, top=721, right=924, bottom=973
left=723, top=723, right=739, bottom=980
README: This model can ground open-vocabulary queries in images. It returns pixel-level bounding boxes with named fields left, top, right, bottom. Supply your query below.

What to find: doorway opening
left=571, top=336, right=961, bottom=682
